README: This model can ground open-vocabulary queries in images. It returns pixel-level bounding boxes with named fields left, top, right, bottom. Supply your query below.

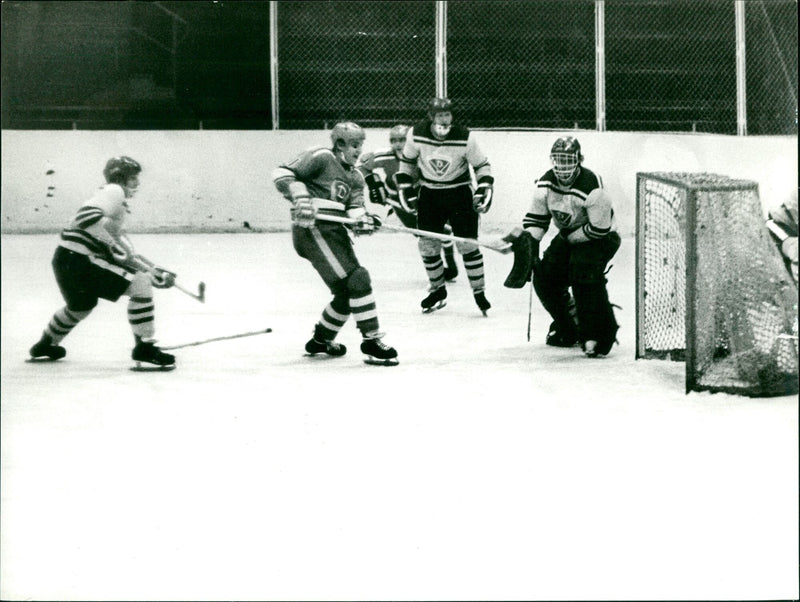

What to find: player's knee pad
left=346, top=266, right=372, bottom=297
left=127, top=271, right=153, bottom=297
left=456, top=240, right=478, bottom=255
left=418, top=237, right=442, bottom=256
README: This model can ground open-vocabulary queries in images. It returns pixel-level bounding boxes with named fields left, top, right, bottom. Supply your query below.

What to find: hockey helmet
left=103, top=156, right=142, bottom=185
left=549, top=137, right=583, bottom=186
left=389, top=124, right=410, bottom=143
left=330, top=121, right=366, bottom=148
left=427, top=97, right=453, bottom=119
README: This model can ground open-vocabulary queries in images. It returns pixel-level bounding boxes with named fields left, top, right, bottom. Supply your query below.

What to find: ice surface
left=2, top=231, right=798, bottom=601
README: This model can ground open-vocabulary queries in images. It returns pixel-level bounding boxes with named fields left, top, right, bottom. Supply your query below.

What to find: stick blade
left=198, top=282, right=206, bottom=303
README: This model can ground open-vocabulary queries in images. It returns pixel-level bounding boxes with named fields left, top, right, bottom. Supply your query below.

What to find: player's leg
left=568, top=233, right=621, bottom=356
left=416, top=188, right=450, bottom=312
left=533, top=235, right=579, bottom=346
left=448, top=186, right=490, bottom=314
left=123, top=269, right=175, bottom=367
left=442, top=223, right=458, bottom=282
left=294, top=224, right=352, bottom=356
left=30, top=248, right=99, bottom=360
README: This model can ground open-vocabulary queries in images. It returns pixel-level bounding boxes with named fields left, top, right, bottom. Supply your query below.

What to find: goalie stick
left=162, top=327, right=272, bottom=351
left=314, top=213, right=513, bottom=254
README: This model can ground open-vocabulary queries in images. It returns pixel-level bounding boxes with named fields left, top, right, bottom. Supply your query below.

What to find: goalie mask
left=550, top=137, right=583, bottom=187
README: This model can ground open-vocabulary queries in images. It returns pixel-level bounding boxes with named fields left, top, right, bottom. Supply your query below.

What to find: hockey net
left=636, top=172, right=798, bottom=397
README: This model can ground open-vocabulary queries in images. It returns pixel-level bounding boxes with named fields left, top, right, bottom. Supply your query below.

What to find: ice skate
left=421, top=286, right=447, bottom=313
left=360, top=335, right=399, bottom=366
left=131, top=337, right=176, bottom=371
left=545, top=321, right=579, bottom=348
left=304, top=337, right=347, bottom=357
left=474, top=291, right=491, bottom=316
left=28, top=334, right=66, bottom=362
left=583, top=340, right=599, bottom=358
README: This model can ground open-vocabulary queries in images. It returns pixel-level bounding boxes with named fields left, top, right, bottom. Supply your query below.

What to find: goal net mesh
left=636, top=172, right=798, bottom=397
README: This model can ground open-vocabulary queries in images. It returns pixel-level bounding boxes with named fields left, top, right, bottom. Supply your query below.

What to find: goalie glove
left=472, top=176, right=494, bottom=214
left=150, top=267, right=177, bottom=289
left=394, top=172, right=419, bottom=216
left=364, top=172, right=388, bottom=206
left=503, top=229, right=539, bottom=289
left=352, top=212, right=382, bottom=236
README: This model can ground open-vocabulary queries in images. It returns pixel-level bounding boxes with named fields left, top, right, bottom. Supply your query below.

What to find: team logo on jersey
left=330, top=180, right=350, bottom=202
left=428, top=157, right=451, bottom=177
left=552, top=210, right=572, bottom=228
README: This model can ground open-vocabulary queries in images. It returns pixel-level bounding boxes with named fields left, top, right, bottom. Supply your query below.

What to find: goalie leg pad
left=504, top=230, right=538, bottom=289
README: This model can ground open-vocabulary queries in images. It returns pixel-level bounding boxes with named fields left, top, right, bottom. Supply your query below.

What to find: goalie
left=504, top=137, right=621, bottom=358
left=29, top=156, right=177, bottom=369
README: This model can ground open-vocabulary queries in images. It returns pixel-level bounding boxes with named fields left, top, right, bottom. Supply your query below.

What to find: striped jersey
left=398, top=119, right=491, bottom=189
left=273, top=146, right=366, bottom=219
left=60, top=183, right=129, bottom=257
left=523, top=167, right=616, bottom=240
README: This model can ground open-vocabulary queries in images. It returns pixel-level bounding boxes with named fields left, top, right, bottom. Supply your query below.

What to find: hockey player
left=29, top=156, right=177, bottom=369
left=272, top=121, right=399, bottom=366
left=394, top=98, right=494, bottom=315
left=505, top=137, right=621, bottom=358
left=358, top=124, right=459, bottom=282
left=766, top=191, right=798, bottom=284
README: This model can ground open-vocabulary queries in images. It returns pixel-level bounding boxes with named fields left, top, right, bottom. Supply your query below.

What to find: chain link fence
left=1, top=0, right=796, bottom=134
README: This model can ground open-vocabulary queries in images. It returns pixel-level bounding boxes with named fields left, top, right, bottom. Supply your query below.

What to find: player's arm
left=272, top=151, right=325, bottom=227
left=467, top=135, right=494, bottom=213
left=346, top=173, right=382, bottom=235
left=522, top=186, right=550, bottom=243
left=566, top=188, right=612, bottom=244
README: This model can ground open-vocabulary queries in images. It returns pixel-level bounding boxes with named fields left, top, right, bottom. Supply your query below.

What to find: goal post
left=636, top=172, right=798, bottom=397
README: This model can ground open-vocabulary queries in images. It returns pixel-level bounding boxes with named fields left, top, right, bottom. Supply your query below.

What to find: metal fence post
left=735, top=0, right=747, bottom=136
left=436, top=1, right=447, bottom=98
left=595, top=0, right=606, bottom=132
left=270, top=0, right=279, bottom=130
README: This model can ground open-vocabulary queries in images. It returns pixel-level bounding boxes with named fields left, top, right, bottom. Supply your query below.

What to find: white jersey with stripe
left=398, top=119, right=491, bottom=190
left=60, top=183, right=131, bottom=257
left=523, top=167, right=616, bottom=240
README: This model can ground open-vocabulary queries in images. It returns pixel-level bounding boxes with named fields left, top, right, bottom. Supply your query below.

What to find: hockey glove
left=503, top=229, right=539, bottom=289
left=394, top=172, right=419, bottom=216
left=472, top=177, right=494, bottom=214
left=292, top=197, right=317, bottom=228
left=151, top=267, right=176, bottom=289
left=353, top=213, right=382, bottom=236
left=364, top=172, right=388, bottom=206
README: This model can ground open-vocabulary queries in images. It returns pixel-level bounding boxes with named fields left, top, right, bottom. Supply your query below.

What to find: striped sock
left=350, top=292, right=380, bottom=336
left=44, top=307, right=91, bottom=344
left=128, top=296, right=155, bottom=340
left=316, top=295, right=351, bottom=341
left=422, top=254, right=446, bottom=290
left=462, top=249, right=486, bottom=292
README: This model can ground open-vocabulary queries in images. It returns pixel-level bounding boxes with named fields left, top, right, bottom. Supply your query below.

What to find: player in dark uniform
left=506, top=137, right=621, bottom=357
left=766, top=192, right=798, bottom=284
left=395, top=98, right=494, bottom=315
left=29, top=156, right=178, bottom=369
left=272, top=121, right=398, bottom=366
left=358, top=124, right=459, bottom=282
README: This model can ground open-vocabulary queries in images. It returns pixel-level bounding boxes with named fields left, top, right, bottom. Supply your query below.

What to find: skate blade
left=303, top=352, right=345, bottom=359
left=422, top=300, right=447, bottom=314
left=26, top=357, right=63, bottom=363
left=363, top=355, right=399, bottom=366
left=130, top=362, right=176, bottom=372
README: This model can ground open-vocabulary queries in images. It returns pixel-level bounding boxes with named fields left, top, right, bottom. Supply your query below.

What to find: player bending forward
left=505, top=137, right=621, bottom=358
left=395, top=98, right=494, bottom=315
left=272, top=121, right=399, bottom=366
left=358, top=124, right=459, bottom=282
left=29, top=156, right=177, bottom=370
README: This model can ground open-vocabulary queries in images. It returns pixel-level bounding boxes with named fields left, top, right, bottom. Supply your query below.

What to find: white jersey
left=60, top=183, right=130, bottom=257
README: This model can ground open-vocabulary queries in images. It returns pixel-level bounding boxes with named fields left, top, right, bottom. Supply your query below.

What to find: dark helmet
left=103, top=156, right=142, bottom=185
left=549, top=137, right=583, bottom=185
left=427, top=97, right=453, bottom=119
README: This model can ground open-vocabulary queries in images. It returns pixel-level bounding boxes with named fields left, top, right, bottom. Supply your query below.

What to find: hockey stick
left=314, top=213, right=513, bottom=254
left=162, top=327, right=272, bottom=350
left=174, top=280, right=206, bottom=303
left=527, top=279, right=533, bottom=342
